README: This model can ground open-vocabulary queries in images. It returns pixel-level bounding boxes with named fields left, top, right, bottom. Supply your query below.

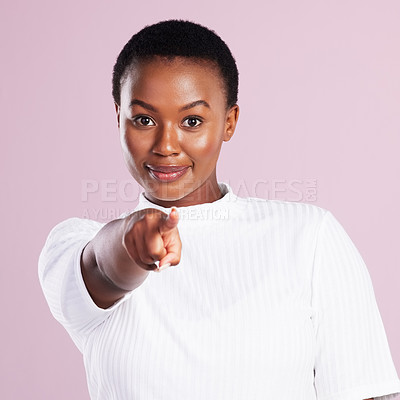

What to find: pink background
left=1, top=0, right=399, bottom=398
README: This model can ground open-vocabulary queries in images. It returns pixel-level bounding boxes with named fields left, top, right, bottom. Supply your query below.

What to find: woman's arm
left=81, top=208, right=181, bottom=309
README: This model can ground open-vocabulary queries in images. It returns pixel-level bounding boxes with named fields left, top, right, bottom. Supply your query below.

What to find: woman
left=39, top=20, right=400, bottom=399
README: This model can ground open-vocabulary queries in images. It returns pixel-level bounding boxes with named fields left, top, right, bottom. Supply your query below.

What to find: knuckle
left=170, top=256, right=181, bottom=267
left=147, top=247, right=167, bottom=263
left=146, top=235, right=163, bottom=254
left=126, top=209, right=163, bottom=230
left=142, top=264, right=157, bottom=271
left=143, top=209, right=164, bottom=222
left=140, top=254, right=158, bottom=265
left=134, top=257, right=157, bottom=271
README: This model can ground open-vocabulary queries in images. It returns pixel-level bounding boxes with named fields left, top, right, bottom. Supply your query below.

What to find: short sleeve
left=311, top=211, right=400, bottom=400
left=38, top=217, right=134, bottom=352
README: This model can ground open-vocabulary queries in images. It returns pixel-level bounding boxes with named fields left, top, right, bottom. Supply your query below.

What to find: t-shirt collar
left=135, top=182, right=236, bottom=214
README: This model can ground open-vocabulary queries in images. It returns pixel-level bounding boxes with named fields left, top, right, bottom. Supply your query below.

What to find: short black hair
left=112, top=19, right=239, bottom=108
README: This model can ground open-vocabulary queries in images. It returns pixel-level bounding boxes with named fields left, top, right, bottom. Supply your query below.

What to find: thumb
left=159, top=207, right=179, bottom=234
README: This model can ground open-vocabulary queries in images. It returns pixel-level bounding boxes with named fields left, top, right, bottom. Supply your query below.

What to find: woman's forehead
left=125, top=56, right=222, bottom=82
left=121, top=57, right=226, bottom=107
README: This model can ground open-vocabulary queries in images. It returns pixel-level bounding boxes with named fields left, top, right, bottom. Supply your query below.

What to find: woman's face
left=115, top=57, right=239, bottom=207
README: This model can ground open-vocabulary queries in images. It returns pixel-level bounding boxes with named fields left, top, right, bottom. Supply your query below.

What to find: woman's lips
left=147, top=165, right=190, bottom=182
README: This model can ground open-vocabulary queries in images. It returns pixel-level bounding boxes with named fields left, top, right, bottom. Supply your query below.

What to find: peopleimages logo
left=230, top=179, right=317, bottom=202
left=81, top=179, right=142, bottom=202
left=80, top=178, right=318, bottom=221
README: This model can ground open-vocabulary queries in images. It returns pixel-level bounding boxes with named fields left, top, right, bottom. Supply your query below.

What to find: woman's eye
left=182, top=117, right=202, bottom=128
left=133, top=116, right=155, bottom=126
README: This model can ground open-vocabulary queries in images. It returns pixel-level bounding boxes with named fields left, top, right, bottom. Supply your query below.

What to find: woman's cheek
left=123, top=130, right=149, bottom=159
left=189, top=130, right=224, bottom=159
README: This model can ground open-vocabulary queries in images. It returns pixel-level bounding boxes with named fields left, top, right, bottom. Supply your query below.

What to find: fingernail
left=158, top=262, right=171, bottom=272
left=153, top=261, right=160, bottom=273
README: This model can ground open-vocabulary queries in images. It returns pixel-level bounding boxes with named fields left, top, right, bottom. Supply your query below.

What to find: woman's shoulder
left=233, top=192, right=329, bottom=222
left=42, top=217, right=106, bottom=250
left=221, top=182, right=328, bottom=219
left=48, top=216, right=105, bottom=233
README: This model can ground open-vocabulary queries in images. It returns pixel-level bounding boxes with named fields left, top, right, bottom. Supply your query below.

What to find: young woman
left=39, top=20, right=400, bottom=400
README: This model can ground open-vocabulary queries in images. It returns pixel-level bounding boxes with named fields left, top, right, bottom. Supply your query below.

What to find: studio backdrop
left=1, top=0, right=399, bottom=398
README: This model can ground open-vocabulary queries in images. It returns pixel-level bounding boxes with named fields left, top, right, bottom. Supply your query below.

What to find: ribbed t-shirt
left=38, top=182, right=400, bottom=400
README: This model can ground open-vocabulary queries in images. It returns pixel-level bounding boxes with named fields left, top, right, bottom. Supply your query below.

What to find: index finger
left=158, top=207, right=179, bottom=234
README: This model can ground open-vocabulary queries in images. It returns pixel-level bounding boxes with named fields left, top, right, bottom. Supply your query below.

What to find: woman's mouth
left=146, top=165, right=190, bottom=182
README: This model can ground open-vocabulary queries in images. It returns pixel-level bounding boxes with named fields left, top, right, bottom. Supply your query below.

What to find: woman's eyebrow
left=129, top=99, right=210, bottom=112
left=179, top=100, right=210, bottom=111
left=129, top=99, right=157, bottom=112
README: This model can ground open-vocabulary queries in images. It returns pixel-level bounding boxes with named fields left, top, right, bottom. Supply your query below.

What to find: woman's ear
left=114, top=102, right=121, bottom=128
left=223, top=104, right=239, bottom=142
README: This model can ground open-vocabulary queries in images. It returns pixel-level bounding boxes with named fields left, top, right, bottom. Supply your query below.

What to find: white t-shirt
left=38, top=183, right=400, bottom=400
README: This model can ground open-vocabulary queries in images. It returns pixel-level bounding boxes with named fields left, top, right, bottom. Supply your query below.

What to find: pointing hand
left=122, top=207, right=181, bottom=272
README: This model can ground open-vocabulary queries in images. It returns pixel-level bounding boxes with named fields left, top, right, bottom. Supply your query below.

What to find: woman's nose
left=152, top=123, right=181, bottom=156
